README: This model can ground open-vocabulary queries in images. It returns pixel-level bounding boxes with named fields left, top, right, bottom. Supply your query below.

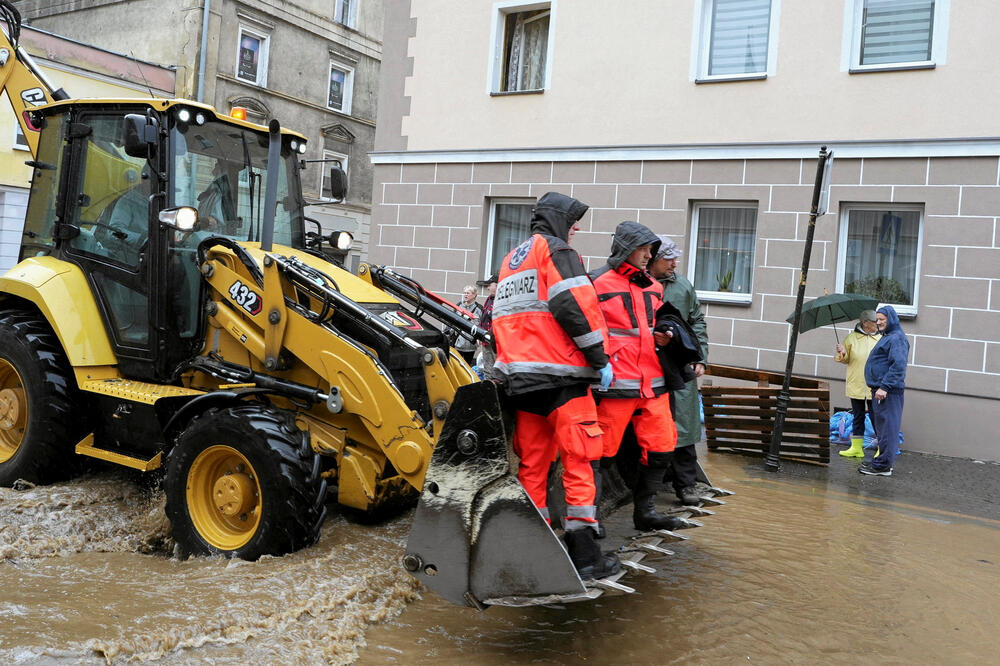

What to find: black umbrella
left=786, top=292, right=879, bottom=343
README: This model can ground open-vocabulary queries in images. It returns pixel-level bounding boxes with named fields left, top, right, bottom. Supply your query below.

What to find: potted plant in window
left=716, top=269, right=733, bottom=292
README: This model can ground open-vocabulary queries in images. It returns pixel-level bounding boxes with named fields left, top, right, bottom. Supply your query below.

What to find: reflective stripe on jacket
left=493, top=233, right=609, bottom=395
left=590, top=262, right=665, bottom=399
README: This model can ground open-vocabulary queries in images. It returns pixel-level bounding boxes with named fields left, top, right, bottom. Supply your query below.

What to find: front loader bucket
left=404, top=381, right=586, bottom=608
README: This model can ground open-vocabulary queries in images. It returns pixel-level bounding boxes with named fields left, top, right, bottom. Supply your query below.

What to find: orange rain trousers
left=512, top=392, right=603, bottom=527
left=596, top=392, right=677, bottom=464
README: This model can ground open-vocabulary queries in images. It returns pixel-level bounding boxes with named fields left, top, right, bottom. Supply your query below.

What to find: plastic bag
left=864, top=425, right=903, bottom=456
left=829, top=411, right=853, bottom=444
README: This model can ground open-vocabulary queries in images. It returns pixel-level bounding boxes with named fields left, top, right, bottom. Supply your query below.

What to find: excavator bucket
left=404, top=381, right=587, bottom=609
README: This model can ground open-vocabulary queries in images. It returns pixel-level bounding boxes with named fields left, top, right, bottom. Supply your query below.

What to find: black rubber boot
left=591, top=460, right=606, bottom=539
left=633, top=464, right=687, bottom=531
left=563, top=528, right=621, bottom=581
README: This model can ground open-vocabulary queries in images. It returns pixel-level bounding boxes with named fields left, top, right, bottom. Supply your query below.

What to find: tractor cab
left=19, top=100, right=311, bottom=382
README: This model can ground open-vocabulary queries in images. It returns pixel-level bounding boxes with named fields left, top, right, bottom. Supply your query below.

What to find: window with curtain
left=497, top=6, right=550, bottom=92
left=334, top=0, right=357, bottom=29
left=857, top=0, right=935, bottom=66
left=703, top=0, right=773, bottom=77
left=691, top=204, right=757, bottom=297
left=489, top=201, right=534, bottom=276
left=839, top=207, right=921, bottom=308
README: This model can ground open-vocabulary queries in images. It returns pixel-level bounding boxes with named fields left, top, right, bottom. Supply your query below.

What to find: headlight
left=329, top=230, right=353, bottom=251
left=159, top=206, right=198, bottom=231
left=297, top=142, right=307, bottom=154
left=177, top=108, right=191, bottom=123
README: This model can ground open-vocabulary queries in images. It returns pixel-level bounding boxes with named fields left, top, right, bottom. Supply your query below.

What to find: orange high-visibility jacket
left=590, top=262, right=667, bottom=399
left=493, top=233, right=609, bottom=395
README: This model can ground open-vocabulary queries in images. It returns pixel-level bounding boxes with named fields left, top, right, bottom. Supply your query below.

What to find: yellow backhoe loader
left=0, top=2, right=731, bottom=609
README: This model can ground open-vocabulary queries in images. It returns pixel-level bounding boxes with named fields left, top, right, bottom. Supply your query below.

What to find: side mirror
left=328, top=167, right=347, bottom=200
left=123, top=114, right=159, bottom=158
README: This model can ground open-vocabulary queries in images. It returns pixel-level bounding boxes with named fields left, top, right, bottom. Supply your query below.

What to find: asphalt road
left=730, top=445, right=1000, bottom=523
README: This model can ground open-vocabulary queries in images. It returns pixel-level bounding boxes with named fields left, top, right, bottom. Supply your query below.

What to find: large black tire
left=165, top=405, right=327, bottom=560
left=0, top=308, right=88, bottom=486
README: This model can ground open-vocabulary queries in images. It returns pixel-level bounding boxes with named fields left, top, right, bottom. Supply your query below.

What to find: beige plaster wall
left=394, top=0, right=1000, bottom=150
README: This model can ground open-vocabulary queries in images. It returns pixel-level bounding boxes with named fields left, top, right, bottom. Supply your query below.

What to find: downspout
left=196, top=0, right=211, bottom=102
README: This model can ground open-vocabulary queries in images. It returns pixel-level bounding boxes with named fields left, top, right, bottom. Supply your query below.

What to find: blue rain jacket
left=864, top=305, right=909, bottom=393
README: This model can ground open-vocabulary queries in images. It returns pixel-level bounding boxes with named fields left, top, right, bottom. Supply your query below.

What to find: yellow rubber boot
left=839, top=437, right=865, bottom=458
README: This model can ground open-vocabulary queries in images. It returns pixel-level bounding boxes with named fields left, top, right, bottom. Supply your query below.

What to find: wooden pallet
left=701, top=364, right=830, bottom=464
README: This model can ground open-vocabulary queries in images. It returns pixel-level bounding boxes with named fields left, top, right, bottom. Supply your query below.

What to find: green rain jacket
left=660, top=273, right=708, bottom=448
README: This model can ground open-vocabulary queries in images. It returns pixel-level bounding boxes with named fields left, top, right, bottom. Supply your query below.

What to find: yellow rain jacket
left=835, top=325, right=882, bottom=399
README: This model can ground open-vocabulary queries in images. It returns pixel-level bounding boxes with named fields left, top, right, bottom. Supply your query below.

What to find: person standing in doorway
left=492, top=192, right=619, bottom=580
left=861, top=305, right=909, bottom=476
left=834, top=310, right=881, bottom=458
left=648, top=236, right=709, bottom=506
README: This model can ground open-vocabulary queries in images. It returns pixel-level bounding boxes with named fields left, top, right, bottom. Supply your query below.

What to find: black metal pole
left=764, top=146, right=830, bottom=471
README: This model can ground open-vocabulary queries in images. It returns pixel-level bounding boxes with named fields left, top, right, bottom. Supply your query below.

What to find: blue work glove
left=598, top=363, right=614, bottom=390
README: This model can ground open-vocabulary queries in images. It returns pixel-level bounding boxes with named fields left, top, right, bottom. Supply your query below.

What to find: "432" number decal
left=228, top=280, right=262, bottom=315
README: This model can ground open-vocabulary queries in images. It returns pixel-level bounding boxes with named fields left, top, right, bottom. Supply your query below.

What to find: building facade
left=20, top=0, right=383, bottom=268
left=372, top=0, right=999, bottom=461
left=0, top=25, right=175, bottom=273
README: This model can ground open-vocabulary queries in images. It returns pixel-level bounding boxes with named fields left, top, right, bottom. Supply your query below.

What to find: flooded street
left=2, top=451, right=998, bottom=665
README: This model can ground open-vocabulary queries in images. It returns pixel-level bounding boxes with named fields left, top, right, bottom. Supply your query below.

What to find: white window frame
left=835, top=203, right=923, bottom=317
left=328, top=61, right=355, bottom=115
left=236, top=26, right=270, bottom=87
left=691, top=0, right=781, bottom=83
left=320, top=149, right=349, bottom=199
left=687, top=201, right=758, bottom=304
left=487, top=1, right=556, bottom=95
left=334, top=0, right=359, bottom=29
left=485, top=197, right=535, bottom=277
left=842, top=0, right=949, bottom=73
left=12, top=123, right=29, bottom=151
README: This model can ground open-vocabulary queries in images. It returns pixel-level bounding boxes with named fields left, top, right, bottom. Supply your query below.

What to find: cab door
left=60, top=111, right=157, bottom=377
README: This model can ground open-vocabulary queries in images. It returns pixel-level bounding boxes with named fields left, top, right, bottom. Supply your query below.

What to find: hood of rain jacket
left=530, top=192, right=589, bottom=241
left=606, top=221, right=661, bottom=270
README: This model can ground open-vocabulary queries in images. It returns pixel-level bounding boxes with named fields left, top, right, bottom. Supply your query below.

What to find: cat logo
left=380, top=310, right=422, bottom=330
left=20, top=88, right=47, bottom=106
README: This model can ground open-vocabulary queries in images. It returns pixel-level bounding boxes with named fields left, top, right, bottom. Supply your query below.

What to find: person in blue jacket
left=861, top=305, right=909, bottom=476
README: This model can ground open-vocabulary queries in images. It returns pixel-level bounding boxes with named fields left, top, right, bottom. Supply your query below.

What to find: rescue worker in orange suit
left=492, top=192, right=620, bottom=581
left=590, top=221, right=687, bottom=532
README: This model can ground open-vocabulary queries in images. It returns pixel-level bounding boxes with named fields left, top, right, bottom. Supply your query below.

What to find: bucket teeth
left=698, top=495, right=726, bottom=506
left=620, top=558, right=656, bottom=574
left=637, top=542, right=675, bottom=556
left=674, top=517, right=703, bottom=529
left=708, top=486, right=734, bottom=496
left=649, top=528, right=688, bottom=541
left=682, top=505, right=715, bottom=517
left=591, top=577, right=635, bottom=594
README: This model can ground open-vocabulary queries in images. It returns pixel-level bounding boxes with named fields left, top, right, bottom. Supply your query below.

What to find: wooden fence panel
left=701, top=364, right=831, bottom=464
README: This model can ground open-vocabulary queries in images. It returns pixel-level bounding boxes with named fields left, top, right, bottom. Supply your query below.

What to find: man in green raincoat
left=648, top=236, right=708, bottom=505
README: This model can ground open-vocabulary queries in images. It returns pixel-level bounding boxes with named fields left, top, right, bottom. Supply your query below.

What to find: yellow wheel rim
left=0, top=359, right=27, bottom=464
left=186, top=445, right=262, bottom=551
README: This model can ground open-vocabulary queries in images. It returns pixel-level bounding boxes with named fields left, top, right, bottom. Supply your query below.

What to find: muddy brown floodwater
left=2, top=452, right=999, bottom=665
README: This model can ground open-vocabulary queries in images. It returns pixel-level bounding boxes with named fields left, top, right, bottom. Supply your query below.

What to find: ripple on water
left=0, top=473, right=422, bottom=664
